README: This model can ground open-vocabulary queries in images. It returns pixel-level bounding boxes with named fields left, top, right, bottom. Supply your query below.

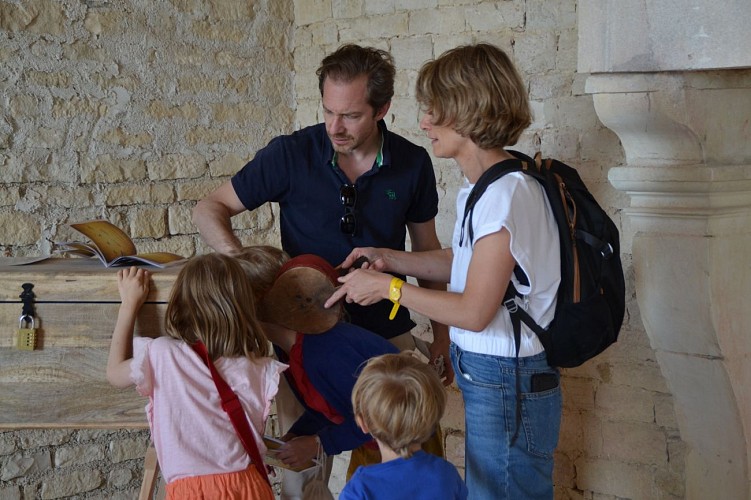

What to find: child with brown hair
left=341, top=352, right=466, bottom=499
left=106, top=254, right=287, bottom=500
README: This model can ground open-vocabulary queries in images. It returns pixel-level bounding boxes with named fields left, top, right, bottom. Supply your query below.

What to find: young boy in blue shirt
left=341, top=353, right=467, bottom=500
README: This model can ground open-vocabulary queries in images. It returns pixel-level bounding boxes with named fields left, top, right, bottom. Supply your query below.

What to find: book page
left=110, top=252, right=186, bottom=268
left=70, top=220, right=137, bottom=264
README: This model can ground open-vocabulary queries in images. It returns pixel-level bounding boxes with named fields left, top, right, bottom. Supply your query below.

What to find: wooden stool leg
left=139, top=445, right=160, bottom=500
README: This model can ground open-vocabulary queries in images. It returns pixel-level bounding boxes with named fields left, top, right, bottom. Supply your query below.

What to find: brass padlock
left=17, top=315, right=37, bottom=351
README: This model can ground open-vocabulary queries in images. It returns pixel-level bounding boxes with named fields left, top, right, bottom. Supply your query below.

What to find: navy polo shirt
left=231, top=120, right=438, bottom=339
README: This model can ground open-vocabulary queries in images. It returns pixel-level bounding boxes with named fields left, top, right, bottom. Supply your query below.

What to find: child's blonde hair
left=352, top=352, right=446, bottom=458
left=165, top=253, right=271, bottom=360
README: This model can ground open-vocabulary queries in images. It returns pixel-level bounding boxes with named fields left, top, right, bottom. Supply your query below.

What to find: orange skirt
left=166, top=466, right=274, bottom=500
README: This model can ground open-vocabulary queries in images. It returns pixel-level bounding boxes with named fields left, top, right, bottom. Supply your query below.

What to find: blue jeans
left=451, top=343, right=561, bottom=500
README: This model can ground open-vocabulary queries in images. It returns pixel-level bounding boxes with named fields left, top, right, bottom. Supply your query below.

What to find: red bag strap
left=190, top=341, right=270, bottom=486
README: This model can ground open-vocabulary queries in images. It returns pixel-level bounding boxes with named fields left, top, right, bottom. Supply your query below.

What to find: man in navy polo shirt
left=193, top=44, right=450, bottom=380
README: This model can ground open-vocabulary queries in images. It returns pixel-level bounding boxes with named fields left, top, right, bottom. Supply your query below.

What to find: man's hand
left=276, top=435, right=319, bottom=469
left=337, top=247, right=391, bottom=274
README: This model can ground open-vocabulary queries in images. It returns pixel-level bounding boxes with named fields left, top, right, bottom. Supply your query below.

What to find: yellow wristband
left=388, top=277, right=404, bottom=320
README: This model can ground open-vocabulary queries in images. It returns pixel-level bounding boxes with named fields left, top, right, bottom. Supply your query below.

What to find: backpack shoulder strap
left=459, top=156, right=531, bottom=246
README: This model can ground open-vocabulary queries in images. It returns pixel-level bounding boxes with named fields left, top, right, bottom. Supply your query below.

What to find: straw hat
left=260, top=254, right=342, bottom=334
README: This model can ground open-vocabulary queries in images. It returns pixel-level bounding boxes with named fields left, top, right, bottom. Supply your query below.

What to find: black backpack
left=460, top=150, right=625, bottom=368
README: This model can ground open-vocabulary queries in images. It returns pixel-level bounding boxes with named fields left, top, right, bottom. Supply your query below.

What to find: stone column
left=588, top=71, right=751, bottom=500
left=579, top=1, right=751, bottom=498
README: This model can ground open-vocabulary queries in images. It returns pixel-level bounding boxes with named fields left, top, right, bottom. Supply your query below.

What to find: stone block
left=25, top=70, right=71, bottom=89
left=52, top=97, right=107, bottom=121
left=1, top=450, right=52, bottom=481
left=391, top=36, right=433, bottom=72
left=138, top=235, right=195, bottom=258
left=333, top=0, right=362, bottom=19
left=408, top=7, right=465, bottom=36
left=107, top=467, right=134, bottom=488
left=294, top=0, right=332, bottom=26
left=553, top=449, right=576, bottom=488
left=0, top=212, right=41, bottom=246
left=513, top=32, right=557, bottom=74
left=575, top=458, right=657, bottom=499
left=526, top=0, right=576, bottom=30
left=184, top=127, right=253, bottom=148
left=40, top=469, right=103, bottom=499
left=191, top=19, right=248, bottom=43
left=654, top=393, right=678, bottom=430
left=80, top=155, right=147, bottom=183
left=109, top=437, right=149, bottom=464
left=432, top=34, right=474, bottom=61
left=176, top=179, right=224, bottom=201
left=608, top=360, right=670, bottom=394
left=209, top=154, right=245, bottom=177
left=466, top=2, right=524, bottom=32
left=561, top=376, right=596, bottom=410
left=168, top=203, right=195, bottom=235
left=54, top=444, right=106, bottom=467
left=105, top=183, right=153, bottom=206
left=339, top=13, right=408, bottom=40
left=365, top=0, right=395, bottom=15
left=0, top=0, right=65, bottom=35
left=177, top=76, right=221, bottom=94
left=99, top=127, right=153, bottom=148
left=440, top=385, right=465, bottom=431
left=211, top=102, right=270, bottom=124
left=146, top=101, right=201, bottom=121
left=444, top=431, right=465, bottom=469
left=602, top=421, right=668, bottom=466
left=129, top=208, right=167, bottom=239
left=0, top=485, right=21, bottom=500
left=147, top=154, right=208, bottom=181
left=595, top=384, right=655, bottom=424
left=397, top=0, right=437, bottom=10
left=0, top=432, right=18, bottom=455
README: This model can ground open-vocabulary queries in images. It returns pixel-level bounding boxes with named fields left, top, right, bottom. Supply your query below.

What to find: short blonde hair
left=165, top=253, right=271, bottom=360
left=352, top=353, right=446, bottom=458
left=234, top=245, right=290, bottom=301
left=415, top=43, right=531, bottom=149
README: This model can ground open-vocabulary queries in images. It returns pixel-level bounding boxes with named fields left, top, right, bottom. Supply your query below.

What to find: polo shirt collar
left=329, top=120, right=387, bottom=170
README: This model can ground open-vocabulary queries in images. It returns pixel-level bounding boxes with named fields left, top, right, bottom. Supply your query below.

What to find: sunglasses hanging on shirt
left=339, top=184, right=357, bottom=235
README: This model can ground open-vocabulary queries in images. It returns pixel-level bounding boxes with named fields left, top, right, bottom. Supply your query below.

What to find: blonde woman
left=327, top=44, right=562, bottom=499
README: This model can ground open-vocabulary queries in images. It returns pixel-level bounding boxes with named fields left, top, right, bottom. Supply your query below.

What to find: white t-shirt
left=449, top=171, right=561, bottom=357
left=131, top=336, right=287, bottom=483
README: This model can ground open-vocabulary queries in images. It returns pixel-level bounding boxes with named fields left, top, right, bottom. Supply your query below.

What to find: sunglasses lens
left=340, top=185, right=357, bottom=207
left=340, top=212, right=356, bottom=235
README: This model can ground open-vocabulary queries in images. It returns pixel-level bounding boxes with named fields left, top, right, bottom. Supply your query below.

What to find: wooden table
left=0, top=258, right=181, bottom=428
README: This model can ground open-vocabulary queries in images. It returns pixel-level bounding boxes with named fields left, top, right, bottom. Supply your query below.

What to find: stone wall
left=0, top=0, right=686, bottom=498
left=1, top=0, right=293, bottom=498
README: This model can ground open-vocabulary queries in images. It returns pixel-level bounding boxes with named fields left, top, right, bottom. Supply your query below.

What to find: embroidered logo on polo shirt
left=385, top=189, right=397, bottom=200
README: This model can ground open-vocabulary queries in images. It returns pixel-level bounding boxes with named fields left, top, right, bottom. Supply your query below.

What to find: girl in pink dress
left=106, top=254, right=287, bottom=499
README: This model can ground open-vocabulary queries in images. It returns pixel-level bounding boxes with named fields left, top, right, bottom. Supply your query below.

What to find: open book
left=263, top=435, right=318, bottom=472
left=53, top=219, right=186, bottom=268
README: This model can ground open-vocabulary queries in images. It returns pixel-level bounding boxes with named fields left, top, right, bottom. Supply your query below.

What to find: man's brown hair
left=317, top=44, right=395, bottom=113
